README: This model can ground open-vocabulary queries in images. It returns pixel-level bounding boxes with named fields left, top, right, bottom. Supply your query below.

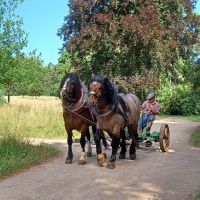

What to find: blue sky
left=17, top=0, right=68, bottom=65
left=17, top=0, right=200, bottom=66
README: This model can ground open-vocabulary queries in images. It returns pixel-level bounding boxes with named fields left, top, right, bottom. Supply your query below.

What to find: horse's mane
left=90, top=75, right=118, bottom=106
left=60, top=72, right=81, bottom=90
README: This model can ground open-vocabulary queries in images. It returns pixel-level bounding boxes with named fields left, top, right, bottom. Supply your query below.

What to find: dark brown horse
left=88, top=75, right=141, bottom=169
left=60, top=72, right=107, bottom=165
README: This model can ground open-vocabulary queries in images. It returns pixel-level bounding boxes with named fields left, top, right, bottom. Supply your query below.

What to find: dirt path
left=0, top=118, right=200, bottom=200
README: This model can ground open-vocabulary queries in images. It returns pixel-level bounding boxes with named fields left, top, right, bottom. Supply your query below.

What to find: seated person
left=138, top=92, right=160, bottom=137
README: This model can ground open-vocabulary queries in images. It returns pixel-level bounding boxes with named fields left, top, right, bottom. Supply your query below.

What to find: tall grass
left=0, top=96, right=67, bottom=139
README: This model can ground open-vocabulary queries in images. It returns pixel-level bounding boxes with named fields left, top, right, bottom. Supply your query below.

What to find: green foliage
left=158, top=82, right=200, bottom=115
left=44, top=50, right=72, bottom=96
left=14, top=51, right=46, bottom=97
left=0, top=0, right=28, bottom=103
left=0, top=136, right=59, bottom=179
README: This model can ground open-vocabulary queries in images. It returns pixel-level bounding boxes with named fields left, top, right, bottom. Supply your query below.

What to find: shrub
left=157, top=83, right=200, bottom=116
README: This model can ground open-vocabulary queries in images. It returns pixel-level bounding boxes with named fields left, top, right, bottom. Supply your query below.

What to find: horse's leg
left=101, top=131, right=108, bottom=149
left=100, top=131, right=108, bottom=159
left=119, top=129, right=126, bottom=159
left=86, top=127, right=92, bottom=157
left=94, top=128, right=105, bottom=166
left=129, top=125, right=137, bottom=160
left=65, top=129, right=73, bottom=164
left=78, top=129, right=87, bottom=165
left=106, top=133, right=120, bottom=169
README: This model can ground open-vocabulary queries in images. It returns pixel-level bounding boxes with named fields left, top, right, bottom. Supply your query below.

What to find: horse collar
left=91, top=104, right=116, bottom=117
left=62, top=83, right=88, bottom=112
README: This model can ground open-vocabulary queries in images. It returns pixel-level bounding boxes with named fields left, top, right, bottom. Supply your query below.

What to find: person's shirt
left=141, top=100, right=160, bottom=114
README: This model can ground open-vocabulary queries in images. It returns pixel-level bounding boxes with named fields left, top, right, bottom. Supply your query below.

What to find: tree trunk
left=7, top=94, right=10, bottom=104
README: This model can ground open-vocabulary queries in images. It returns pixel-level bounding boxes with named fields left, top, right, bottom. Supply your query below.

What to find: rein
left=64, top=108, right=96, bottom=126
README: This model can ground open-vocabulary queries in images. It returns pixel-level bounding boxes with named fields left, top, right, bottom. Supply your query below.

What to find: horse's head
left=60, top=72, right=81, bottom=103
left=88, top=75, right=117, bottom=107
left=88, top=80, right=103, bottom=106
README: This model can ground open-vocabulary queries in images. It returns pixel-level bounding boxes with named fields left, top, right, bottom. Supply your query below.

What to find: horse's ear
left=103, top=75, right=107, bottom=79
left=64, top=69, right=67, bottom=75
left=91, top=73, right=95, bottom=78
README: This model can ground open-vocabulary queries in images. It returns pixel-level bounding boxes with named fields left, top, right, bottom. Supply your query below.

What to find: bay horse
left=60, top=72, right=107, bottom=165
left=88, top=75, right=141, bottom=169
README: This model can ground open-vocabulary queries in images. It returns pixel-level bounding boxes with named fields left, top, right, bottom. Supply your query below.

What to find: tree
left=14, top=51, right=46, bottom=97
left=44, top=50, right=72, bottom=96
left=0, top=0, right=27, bottom=103
left=58, top=0, right=200, bottom=86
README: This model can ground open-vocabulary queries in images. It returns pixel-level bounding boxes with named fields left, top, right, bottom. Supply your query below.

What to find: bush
left=158, top=83, right=200, bottom=116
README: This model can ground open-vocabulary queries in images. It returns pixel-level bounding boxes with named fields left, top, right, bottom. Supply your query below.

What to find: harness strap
left=64, top=108, right=96, bottom=126
left=117, top=95, right=129, bottom=127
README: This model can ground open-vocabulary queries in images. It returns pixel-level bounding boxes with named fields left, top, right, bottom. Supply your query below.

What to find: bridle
left=88, top=81, right=116, bottom=116
left=88, top=83, right=103, bottom=106
left=60, top=79, right=81, bottom=103
left=88, top=91, right=102, bottom=99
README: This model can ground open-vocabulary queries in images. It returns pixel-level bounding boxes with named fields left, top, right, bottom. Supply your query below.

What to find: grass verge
left=180, top=115, right=200, bottom=122
left=0, top=137, right=60, bottom=179
left=194, top=192, right=200, bottom=200
left=191, top=127, right=200, bottom=147
left=159, top=114, right=200, bottom=122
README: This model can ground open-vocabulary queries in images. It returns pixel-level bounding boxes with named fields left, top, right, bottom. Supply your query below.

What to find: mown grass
left=0, top=136, right=59, bottom=179
left=0, top=96, right=80, bottom=139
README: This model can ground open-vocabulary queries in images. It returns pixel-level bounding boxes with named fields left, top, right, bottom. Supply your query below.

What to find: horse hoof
left=97, top=154, right=105, bottom=166
left=78, top=160, right=87, bottom=165
left=106, top=162, right=115, bottom=169
left=65, top=159, right=72, bottom=164
left=130, top=154, right=136, bottom=160
left=119, top=153, right=126, bottom=159
left=86, top=152, right=92, bottom=157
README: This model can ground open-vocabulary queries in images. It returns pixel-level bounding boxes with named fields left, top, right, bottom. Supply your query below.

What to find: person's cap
left=146, top=92, right=155, bottom=100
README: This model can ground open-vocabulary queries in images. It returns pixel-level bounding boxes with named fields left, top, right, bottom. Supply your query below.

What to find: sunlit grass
left=0, top=96, right=65, bottom=179
left=0, top=96, right=75, bottom=139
